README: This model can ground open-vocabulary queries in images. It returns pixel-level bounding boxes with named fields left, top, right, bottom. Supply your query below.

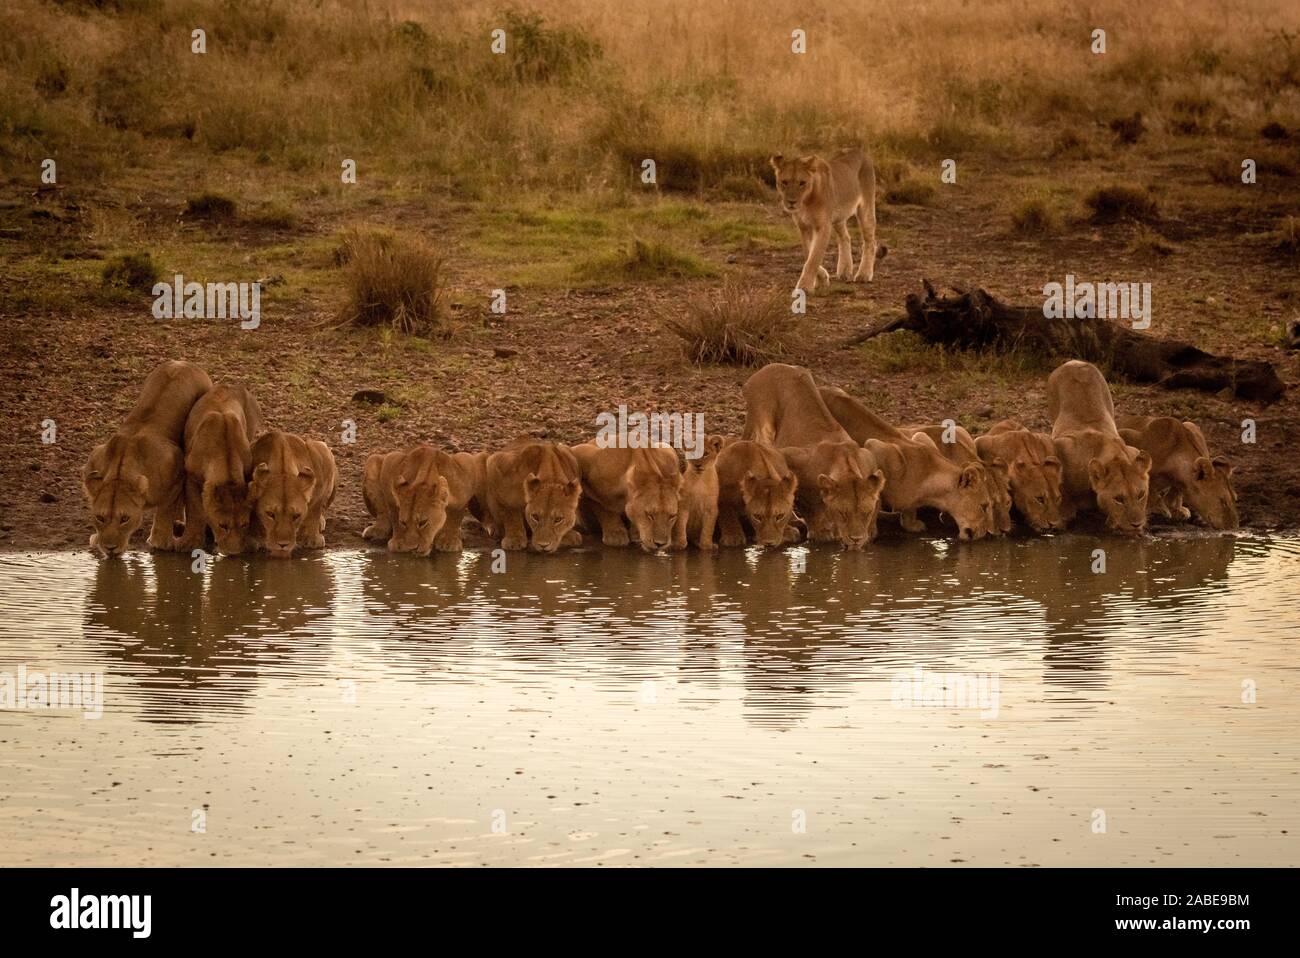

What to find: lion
left=974, top=420, right=1066, bottom=533
left=1047, top=360, right=1151, bottom=534
left=484, top=440, right=583, bottom=552
left=819, top=386, right=992, bottom=539
left=247, top=430, right=338, bottom=558
left=673, top=435, right=724, bottom=550
left=82, top=360, right=212, bottom=556
left=742, top=363, right=854, bottom=447
left=571, top=443, right=683, bottom=552
left=780, top=440, right=885, bottom=549
left=1116, top=416, right=1238, bottom=529
left=362, top=445, right=488, bottom=554
left=178, top=383, right=264, bottom=555
left=714, top=440, right=797, bottom=547
left=907, top=423, right=1012, bottom=536
left=771, top=147, right=885, bottom=290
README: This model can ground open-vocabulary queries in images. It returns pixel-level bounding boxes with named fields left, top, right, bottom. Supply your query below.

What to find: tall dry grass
left=2, top=0, right=1299, bottom=192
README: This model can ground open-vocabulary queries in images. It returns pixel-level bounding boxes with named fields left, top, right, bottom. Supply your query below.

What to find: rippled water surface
left=0, top=535, right=1296, bottom=866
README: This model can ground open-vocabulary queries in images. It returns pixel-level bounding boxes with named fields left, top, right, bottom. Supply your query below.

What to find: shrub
left=100, top=251, right=159, bottom=293
left=336, top=229, right=451, bottom=336
left=183, top=192, right=238, bottom=221
left=500, top=8, right=600, bottom=84
left=1084, top=185, right=1158, bottom=223
left=666, top=281, right=794, bottom=365
left=1010, top=198, right=1057, bottom=235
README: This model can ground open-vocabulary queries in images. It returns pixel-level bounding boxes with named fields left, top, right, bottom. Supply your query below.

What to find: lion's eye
left=552, top=516, right=563, bottom=525
left=94, top=514, right=107, bottom=525
left=290, top=511, right=302, bottom=521
left=646, top=512, right=656, bottom=522
left=1114, top=496, right=1126, bottom=505
left=798, top=180, right=806, bottom=188
left=1036, top=496, right=1046, bottom=505
left=417, top=518, right=429, bottom=528
left=775, top=512, right=786, bottom=522
left=528, top=514, right=540, bottom=524
left=119, top=514, right=129, bottom=524
left=266, top=511, right=277, bottom=520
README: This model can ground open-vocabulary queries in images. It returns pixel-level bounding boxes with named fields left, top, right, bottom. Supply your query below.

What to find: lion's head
left=741, top=470, right=797, bottom=547
left=524, top=474, right=581, bottom=553
left=249, top=461, right=316, bottom=558
left=770, top=154, right=817, bottom=213
left=1088, top=448, right=1151, bottom=535
left=388, top=469, right=451, bottom=555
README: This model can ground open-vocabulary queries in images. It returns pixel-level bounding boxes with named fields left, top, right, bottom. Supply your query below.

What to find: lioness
left=714, top=440, right=797, bottom=547
left=1116, top=416, right=1238, bottom=529
left=780, top=440, right=885, bottom=549
left=362, top=445, right=488, bottom=554
left=819, top=386, right=992, bottom=539
left=742, top=363, right=853, bottom=446
left=179, top=383, right=264, bottom=555
left=673, top=435, right=724, bottom=550
left=771, top=148, right=883, bottom=290
left=571, top=443, right=683, bottom=552
left=908, top=423, right=1012, bottom=536
left=248, top=431, right=338, bottom=558
left=974, top=421, right=1066, bottom=532
left=82, top=360, right=212, bottom=556
left=484, top=440, right=582, bottom=552
left=1047, top=360, right=1151, bottom=534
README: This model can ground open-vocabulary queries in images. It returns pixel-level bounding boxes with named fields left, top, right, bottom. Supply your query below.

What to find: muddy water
left=0, top=535, right=1296, bottom=867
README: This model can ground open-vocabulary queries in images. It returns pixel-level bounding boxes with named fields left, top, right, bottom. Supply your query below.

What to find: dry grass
left=335, top=229, right=451, bottom=337
left=4, top=0, right=1299, bottom=191
left=666, top=281, right=794, bottom=365
left=1084, top=185, right=1160, bottom=224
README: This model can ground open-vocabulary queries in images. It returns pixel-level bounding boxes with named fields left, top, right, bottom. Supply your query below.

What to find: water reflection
left=0, top=533, right=1257, bottom=728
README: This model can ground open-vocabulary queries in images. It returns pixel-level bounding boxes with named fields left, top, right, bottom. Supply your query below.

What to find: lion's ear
left=797, top=154, right=816, bottom=166
left=436, top=476, right=450, bottom=502
left=248, top=462, right=270, bottom=499
left=563, top=478, right=580, bottom=497
left=769, top=153, right=783, bottom=170
left=525, top=473, right=541, bottom=497
left=135, top=474, right=150, bottom=498
left=395, top=475, right=410, bottom=489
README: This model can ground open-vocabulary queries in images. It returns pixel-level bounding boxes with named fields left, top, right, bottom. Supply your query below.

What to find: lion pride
left=770, top=147, right=883, bottom=290
left=484, top=441, right=582, bottom=552
left=179, top=383, right=264, bottom=555
left=82, top=360, right=212, bottom=556
left=1047, top=360, right=1151, bottom=535
left=247, top=431, right=338, bottom=558
left=362, top=445, right=488, bottom=554
left=571, top=443, right=683, bottom=552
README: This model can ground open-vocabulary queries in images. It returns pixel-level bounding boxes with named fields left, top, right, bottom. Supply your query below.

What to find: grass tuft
left=1084, top=185, right=1159, bottom=224
left=336, top=229, right=451, bottom=337
left=573, top=239, right=713, bottom=282
left=99, top=251, right=159, bottom=293
left=666, top=281, right=793, bottom=365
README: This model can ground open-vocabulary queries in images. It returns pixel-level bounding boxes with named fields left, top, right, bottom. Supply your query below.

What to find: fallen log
left=845, top=281, right=1286, bottom=403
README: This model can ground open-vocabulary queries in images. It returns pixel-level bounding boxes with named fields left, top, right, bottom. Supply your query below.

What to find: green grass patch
left=572, top=239, right=714, bottom=282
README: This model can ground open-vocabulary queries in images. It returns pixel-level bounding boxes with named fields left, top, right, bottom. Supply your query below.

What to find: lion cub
left=771, top=147, right=883, bottom=291
left=247, top=430, right=338, bottom=558
left=83, top=360, right=212, bottom=556
left=484, top=441, right=582, bottom=553
left=362, top=445, right=487, bottom=555
left=673, top=435, right=724, bottom=550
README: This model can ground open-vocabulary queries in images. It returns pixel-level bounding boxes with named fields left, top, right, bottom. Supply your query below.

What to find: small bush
left=100, top=251, right=159, bottom=293
left=500, top=8, right=600, bottom=84
left=336, top=229, right=451, bottom=337
left=885, top=179, right=936, bottom=206
left=574, top=239, right=713, bottom=282
left=1260, top=121, right=1289, bottom=140
left=1084, top=185, right=1158, bottom=223
left=1010, top=198, right=1058, bottom=235
left=184, top=192, right=238, bottom=221
left=666, top=281, right=793, bottom=365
